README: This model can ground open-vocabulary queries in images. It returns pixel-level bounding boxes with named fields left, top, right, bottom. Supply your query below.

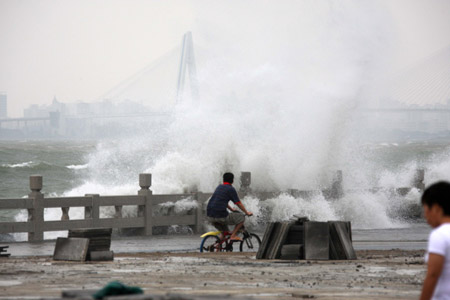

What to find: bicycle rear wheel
left=200, top=235, right=222, bottom=252
left=240, top=233, right=261, bottom=252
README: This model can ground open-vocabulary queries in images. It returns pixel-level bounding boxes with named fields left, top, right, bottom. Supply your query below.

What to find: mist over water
left=7, top=2, right=450, bottom=236
left=64, top=1, right=441, bottom=229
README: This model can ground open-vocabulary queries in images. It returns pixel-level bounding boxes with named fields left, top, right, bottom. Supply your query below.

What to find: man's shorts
left=206, top=212, right=245, bottom=232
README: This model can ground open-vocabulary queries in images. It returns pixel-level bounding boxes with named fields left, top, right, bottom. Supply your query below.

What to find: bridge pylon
left=176, top=31, right=199, bottom=104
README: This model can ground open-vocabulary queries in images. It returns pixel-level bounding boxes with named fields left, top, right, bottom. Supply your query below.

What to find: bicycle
left=199, top=222, right=261, bottom=253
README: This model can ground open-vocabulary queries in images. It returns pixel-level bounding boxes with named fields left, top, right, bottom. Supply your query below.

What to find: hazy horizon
left=1, top=0, right=450, bottom=117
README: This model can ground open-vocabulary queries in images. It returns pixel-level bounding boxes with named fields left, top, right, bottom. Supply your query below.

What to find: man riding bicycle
left=206, top=172, right=253, bottom=242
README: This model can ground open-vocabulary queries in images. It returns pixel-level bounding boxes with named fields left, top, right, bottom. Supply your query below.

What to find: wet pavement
left=0, top=249, right=426, bottom=300
left=3, top=224, right=430, bottom=257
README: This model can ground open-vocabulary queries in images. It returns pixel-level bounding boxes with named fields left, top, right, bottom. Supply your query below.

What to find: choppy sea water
left=0, top=141, right=95, bottom=223
left=0, top=139, right=448, bottom=242
left=0, top=141, right=95, bottom=198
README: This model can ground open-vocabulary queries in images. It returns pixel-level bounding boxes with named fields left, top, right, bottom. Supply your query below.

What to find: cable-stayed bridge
left=98, top=31, right=199, bottom=107
left=1, top=36, right=450, bottom=139
left=390, top=45, right=450, bottom=107
left=357, top=46, right=450, bottom=137
left=0, top=32, right=199, bottom=139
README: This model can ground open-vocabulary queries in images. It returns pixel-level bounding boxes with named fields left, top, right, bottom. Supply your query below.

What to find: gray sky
left=1, top=0, right=450, bottom=117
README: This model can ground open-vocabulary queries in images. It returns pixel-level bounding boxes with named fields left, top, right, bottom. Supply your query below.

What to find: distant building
left=0, top=93, right=7, bottom=118
left=23, top=104, right=48, bottom=118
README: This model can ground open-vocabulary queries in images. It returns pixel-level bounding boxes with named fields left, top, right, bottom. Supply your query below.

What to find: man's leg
left=210, top=220, right=228, bottom=240
left=228, top=212, right=245, bottom=241
left=230, top=221, right=244, bottom=241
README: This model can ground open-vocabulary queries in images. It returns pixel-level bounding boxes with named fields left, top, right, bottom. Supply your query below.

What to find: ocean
left=1, top=139, right=449, bottom=240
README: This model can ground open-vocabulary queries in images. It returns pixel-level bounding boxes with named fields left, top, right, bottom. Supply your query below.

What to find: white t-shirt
left=426, top=223, right=450, bottom=300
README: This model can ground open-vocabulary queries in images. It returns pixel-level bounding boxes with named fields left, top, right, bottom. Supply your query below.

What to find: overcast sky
left=1, top=0, right=450, bottom=117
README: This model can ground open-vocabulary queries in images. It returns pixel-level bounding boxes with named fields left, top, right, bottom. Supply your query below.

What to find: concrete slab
left=329, top=221, right=352, bottom=241
left=89, top=250, right=114, bottom=261
left=68, top=228, right=112, bottom=238
left=267, top=222, right=291, bottom=259
left=329, top=224, right=346, bottom=259
left=334, top=222, right=357, bottom=259
left=329, top=234, right=339, bottom=259
left=256, top=222, right=275, bottom=259
left=285, top=224, right=303, bottom=244
left=53, top=237, right=89, bottom=261
left=280, top=244, right=302, bottom=260
left=304, top=221, right=329, bottom=260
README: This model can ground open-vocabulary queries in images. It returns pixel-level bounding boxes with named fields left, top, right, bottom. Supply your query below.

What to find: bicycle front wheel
left=200, top=235, right=222, bottom=252
left=240, top=233, right=261, bottom=252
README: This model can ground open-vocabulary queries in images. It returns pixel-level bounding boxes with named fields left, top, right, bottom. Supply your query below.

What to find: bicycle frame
left=200, top=215, right=260, bottom=253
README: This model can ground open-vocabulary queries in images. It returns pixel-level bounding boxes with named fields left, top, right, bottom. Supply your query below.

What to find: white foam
left=158, top=198, right=198, bottom=215
left=2, top=161, right=34, bottom=168
left=425, top=147, right=450, bottom=184
left=66, top=164, right=88, bottom=170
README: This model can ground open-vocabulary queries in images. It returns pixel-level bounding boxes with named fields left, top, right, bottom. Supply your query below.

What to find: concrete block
left=304, top=221, right=329, bottom=260
left=68, top=228, right=112, bottom=238
left=285, top=224, right=303, bottom=244
left=256, top=222, right=275, bottom=259
left=334, top=222, right=356, bottom=259
left=89, top=250, right=114, bottom=261
left=329, top=235, right=339, bottom=260
left=69, top=228, right=112, bottom=255
left=329, top=221, right=356, bottom=260
left=329, top=224, right=345, bottom=259
left=267, top=222, right=291, bottom=259
left=280, top=244, right=302, bottom=260
left=53, top=237, right=89, bottom=261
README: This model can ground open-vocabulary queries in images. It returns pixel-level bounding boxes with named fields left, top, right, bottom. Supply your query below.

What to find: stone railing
left=0, top=174, right=215, bottom=242
left=0, top=170, right=425, bottom=242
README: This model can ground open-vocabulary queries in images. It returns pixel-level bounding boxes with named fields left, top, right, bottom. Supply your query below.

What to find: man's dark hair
left=223, top=172, right=234, bottom=184
left=421, top=181, right=450, bottom=215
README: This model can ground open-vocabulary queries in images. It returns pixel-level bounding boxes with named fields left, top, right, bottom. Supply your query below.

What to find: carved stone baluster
left=61, top=207, right=69, bottom=220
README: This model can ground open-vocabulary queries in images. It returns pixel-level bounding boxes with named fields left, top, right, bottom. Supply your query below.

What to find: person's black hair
left=223, top=172, right=234, bottom=184
left=421, top=181, right=450, bottom=215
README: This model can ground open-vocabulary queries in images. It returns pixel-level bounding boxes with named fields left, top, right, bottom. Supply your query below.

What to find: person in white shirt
left=420, top=181, right=450, bottom=300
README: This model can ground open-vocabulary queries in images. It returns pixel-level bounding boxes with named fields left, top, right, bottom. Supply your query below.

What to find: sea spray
left=331, top=190, right=403, bottom=229
left=156, top=198, right=198, bottom=215
left=239, top=190, right=412, bottom=230
left=425, top=146, right=450, bottom=184
left=258, top=193, right=337, bottom=223
left=26, top=2, right=444, bottom=233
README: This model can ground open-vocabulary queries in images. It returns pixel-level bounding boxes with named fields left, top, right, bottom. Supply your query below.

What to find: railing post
left=28, top=175, right=44, bottom=242
left=85, top=194, right=100, bottom=227
left=194, top=192, right=204, bottom=234
left=239, top=172, right=251, bottom=195
left=61, top=207, right=69, bottom=220
left=138, top=173, right=153, bottom=236
left=413, top=169, right=425, bottom=191
left=331, top=170, right=344, bottom=199
left=114, top=205, right=123, bottom=218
